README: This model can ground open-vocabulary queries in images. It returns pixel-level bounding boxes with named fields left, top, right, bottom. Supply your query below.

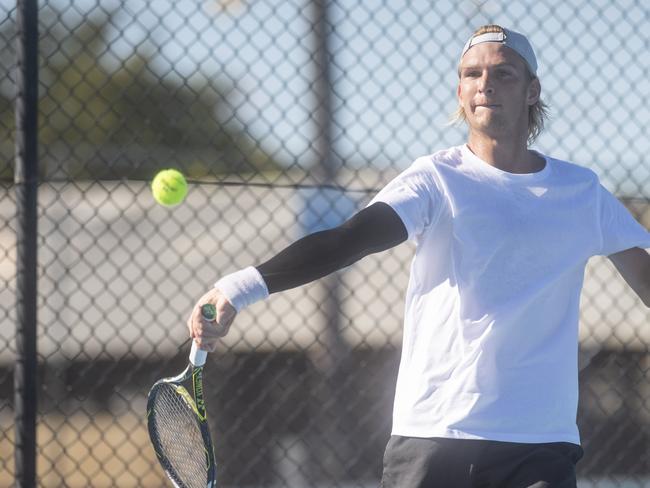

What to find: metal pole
left=14, top=0, right=39, bottom=486
left=312, top=0, right=333, bottom=186
left=310, top=0, right=346, bottom=376
left=308, top=1, right=352, bottom=483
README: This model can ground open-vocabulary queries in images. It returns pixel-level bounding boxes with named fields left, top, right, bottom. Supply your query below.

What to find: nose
left=478, top=71, right=494, bottom=94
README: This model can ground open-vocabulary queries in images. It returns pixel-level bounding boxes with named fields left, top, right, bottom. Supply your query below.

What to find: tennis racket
left=147, top=304, right=217, bottom=488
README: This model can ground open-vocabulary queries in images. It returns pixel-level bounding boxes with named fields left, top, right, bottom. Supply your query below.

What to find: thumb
left=216, top=297, right=237, bottom=328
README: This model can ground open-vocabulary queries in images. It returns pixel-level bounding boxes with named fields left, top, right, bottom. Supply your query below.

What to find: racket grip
left=189, top=303, right=216, bottom=366
left=190, top=341, right=207, bottom=367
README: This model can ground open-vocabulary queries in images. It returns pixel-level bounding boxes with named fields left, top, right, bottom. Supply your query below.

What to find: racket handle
left=189, top=303, right=217, bottom=367
left=190, top=341, right=207, bottom=367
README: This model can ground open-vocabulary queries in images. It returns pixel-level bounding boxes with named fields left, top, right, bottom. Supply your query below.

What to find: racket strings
left=149, top=383, right=209, bottom=488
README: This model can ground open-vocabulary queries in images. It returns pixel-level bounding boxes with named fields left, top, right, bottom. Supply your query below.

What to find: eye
left=462, top=70, right=481, bottom=78
left=496, top=68, right=515, bottom=79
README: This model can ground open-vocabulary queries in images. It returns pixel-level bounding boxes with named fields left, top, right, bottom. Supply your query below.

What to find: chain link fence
left=2, top=0, right=650, bottom=486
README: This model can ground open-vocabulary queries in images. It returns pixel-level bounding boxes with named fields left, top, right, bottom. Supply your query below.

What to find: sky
left=3, top=0, right=649, bottom=196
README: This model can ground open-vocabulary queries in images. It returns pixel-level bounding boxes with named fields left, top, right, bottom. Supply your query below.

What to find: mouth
left=475, top=104, right=501, bottom=109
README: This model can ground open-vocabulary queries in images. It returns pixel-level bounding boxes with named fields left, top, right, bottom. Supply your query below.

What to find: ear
left=527, top=77, right=541, bottom=106
left=457, top=83, right=462, bottom=101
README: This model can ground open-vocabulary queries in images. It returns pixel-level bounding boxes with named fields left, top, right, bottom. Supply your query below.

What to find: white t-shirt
left=369, top=144, right=650, bottom=445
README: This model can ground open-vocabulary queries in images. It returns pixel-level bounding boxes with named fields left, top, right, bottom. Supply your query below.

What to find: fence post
left=310, top=0, right=346, bottom=374
left=308, top=0, right=355, bottom=482
left=14, top=0, right=39, bottom=486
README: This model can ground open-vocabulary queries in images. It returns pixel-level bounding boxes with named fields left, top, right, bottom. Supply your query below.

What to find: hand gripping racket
left=147, top=304, right=217, bottom=488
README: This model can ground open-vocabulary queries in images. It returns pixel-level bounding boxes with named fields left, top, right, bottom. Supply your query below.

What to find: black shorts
left=380, top=435, right=584, bottom=488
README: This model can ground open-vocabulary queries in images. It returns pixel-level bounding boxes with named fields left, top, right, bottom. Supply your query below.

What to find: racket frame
left=147, top=304, right=217, bottom=488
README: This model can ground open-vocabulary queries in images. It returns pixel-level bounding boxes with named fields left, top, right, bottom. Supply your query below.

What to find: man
left=187, top=25, right=650, bottom=487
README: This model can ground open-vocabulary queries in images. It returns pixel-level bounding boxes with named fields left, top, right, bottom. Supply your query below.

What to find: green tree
left=2, top=7, right=280, bottom=181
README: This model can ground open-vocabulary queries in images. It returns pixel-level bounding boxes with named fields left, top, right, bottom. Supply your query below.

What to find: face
left=457, top=42, right=540, bottom=139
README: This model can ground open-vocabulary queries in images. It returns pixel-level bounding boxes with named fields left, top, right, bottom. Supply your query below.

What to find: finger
left=187, top=310, right=198, bottom=337
left=216, top=300, right=236, bottom=326
left=215, top=324, right=231, bottom=338
left=215, top=311, right=234, bottom=330
left=197, top=318, right=231, bottom=339
left=203, top=319, right=229, bottom=338
left=194, top=336, right=217, bottom=352
left=189, top=307, right=203, bottom=338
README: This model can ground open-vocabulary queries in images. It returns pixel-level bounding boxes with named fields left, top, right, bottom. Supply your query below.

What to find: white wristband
left=214, top=266, right=269, bottom=312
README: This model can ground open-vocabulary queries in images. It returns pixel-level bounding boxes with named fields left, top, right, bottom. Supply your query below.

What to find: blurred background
left=1, top=0, right=649, bottom=486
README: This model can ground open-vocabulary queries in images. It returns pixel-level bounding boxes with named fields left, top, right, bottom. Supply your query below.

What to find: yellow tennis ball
left=151, top=169, right=188, bottom=207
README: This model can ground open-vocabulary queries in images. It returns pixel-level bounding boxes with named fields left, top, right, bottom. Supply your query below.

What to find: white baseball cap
left=461, top=26, right=538, bottom=76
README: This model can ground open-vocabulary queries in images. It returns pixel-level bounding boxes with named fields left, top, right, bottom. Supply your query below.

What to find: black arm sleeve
left=256, top=202, right=407, bottom=294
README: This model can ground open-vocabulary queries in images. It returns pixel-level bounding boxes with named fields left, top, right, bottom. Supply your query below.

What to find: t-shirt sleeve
left=597, top=183, right=650, bottom=256
left=366, top=156, right=441, bottom=242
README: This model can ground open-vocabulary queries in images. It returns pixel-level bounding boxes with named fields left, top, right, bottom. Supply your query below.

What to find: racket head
left=147, top=365, right=216, bottom=488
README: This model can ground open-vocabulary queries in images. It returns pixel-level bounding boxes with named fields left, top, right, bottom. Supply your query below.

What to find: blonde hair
left=451, top=24, right=550, bottom=144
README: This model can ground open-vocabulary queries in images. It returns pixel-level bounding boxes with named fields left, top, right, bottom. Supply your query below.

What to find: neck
left=466, top=131, right=543, bottom=174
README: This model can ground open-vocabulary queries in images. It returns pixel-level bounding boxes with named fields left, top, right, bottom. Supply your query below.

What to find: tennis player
left=187, top=25, right=650, bottom=488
